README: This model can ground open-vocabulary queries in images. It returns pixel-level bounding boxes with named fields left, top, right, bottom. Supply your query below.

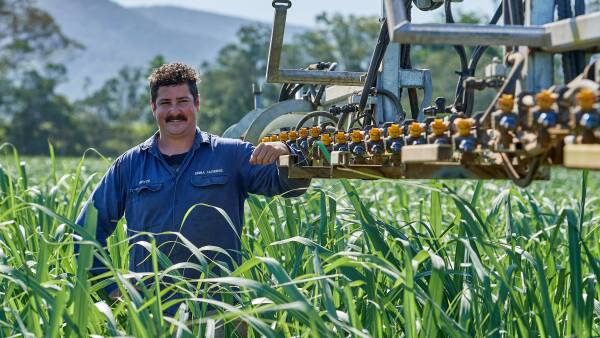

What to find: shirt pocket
left=190, top=175, right=229, bottom=187
left=127, top=182, right=166, bottom=228
left=188, top=174, right=230, bottom=221
left=129, top=182, right=163, bottom=199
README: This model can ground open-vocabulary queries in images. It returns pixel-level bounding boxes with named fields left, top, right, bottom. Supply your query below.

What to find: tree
left=198, top=24, right=279, bottom=133
left=77, top=56, right=165, bottom=124
left=5, top=64, right=83, bottom=155
left=0, top=0, right=80, bottom=154
left=291, top=13, right=380, bottom=71
left=74, top=56, right=165, bottom=156
left=0, top=0, right=78, bottom=79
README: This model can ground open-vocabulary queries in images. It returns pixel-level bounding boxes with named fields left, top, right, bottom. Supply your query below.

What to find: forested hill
left=37, top=0, right=259, bottom=98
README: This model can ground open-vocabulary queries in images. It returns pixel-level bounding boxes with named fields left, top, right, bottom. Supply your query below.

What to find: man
left=76, top=63, right=310, bottom=306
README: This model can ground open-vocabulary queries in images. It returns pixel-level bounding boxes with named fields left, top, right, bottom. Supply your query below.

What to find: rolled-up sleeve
left=238, top=141, right=311, bottom=198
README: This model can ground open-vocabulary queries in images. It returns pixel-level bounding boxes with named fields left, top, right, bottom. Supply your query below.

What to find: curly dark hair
left=148, top=62, right=199, bottom=103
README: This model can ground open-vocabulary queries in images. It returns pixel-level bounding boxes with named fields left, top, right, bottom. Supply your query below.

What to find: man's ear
left=194, top=96, right=200, bottom=110
left=151, top=100, right=157, bottom=117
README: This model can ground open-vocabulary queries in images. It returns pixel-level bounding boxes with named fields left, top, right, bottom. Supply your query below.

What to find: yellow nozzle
left=261, top=136, right=271, bottom=143
left=335, top=131, right=347, bottom=144
left=369, top=128, right=382, bottom=142
left=289, top=130, right=299, bottom=140
left=498, top=94, right=514, bottom=113
left=351, top=130, right=364, bottom=143
left=388, top=124, right=401, bottom=138
left=455, top=118, right=473, bottom=137
left=270, top=134, right=279, bottom=142
left=310, top=126, right=321, bottom=138
left=576, top=89, right=597, bottom=111
left=431, top=119, right=448, bottom=136
left=409, top=122, right=424, bottom=138
left=536, top=90, right=556, bottom=111
left=279, top=131, right=289, bottom=142
left=299, top=127, right=309, bottom=138
left=320, top=133, right=332, bottom=146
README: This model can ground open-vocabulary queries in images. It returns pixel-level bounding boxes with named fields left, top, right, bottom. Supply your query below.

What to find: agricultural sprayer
left=224, top=0, right=600, bottom=187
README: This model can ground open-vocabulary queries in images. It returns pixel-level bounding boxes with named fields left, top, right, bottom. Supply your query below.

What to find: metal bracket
left=383, top=0, right=600, bottom=52
left=400, top=69, right=432, bottom=122
left=266, top=4, right=366, bottom=85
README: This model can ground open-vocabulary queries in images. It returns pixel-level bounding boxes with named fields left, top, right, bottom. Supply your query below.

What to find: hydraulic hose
left=336, top=18, right=388, bottom=129
left=357, top=18, right=389, bottom=114
left=279, top=83, right=291, bottom=102
left=295, top=111, right=339, bottom=131
left=557, top=0, right=586, bottom=83
left=445, top=0, right=468, bottom=106
left=459, top=2, right=503, bottom=116
left=500, top=153, right=543, bottom=188
left=377, top=89, right=404, bottom=121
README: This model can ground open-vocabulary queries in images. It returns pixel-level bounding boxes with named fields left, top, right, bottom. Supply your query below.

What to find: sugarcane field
left=2, top=0, right=600, bottom=337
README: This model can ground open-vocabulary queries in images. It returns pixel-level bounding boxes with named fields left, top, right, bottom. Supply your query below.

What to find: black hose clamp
left=272, top=0, right=292, bottom=9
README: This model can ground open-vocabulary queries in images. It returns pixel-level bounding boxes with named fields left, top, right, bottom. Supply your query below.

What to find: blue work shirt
left=76, top=128, right=310, bottom=288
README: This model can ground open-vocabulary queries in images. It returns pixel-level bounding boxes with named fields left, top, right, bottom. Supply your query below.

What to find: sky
left=112, top=0, right=498, bottom=25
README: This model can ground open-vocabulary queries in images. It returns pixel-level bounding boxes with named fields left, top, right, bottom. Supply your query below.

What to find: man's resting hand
left=250, top=142, right=290, bottom=165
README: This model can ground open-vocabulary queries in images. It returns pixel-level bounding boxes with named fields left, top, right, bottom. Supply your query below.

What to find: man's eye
left=160, top=102, right=170, bottom=106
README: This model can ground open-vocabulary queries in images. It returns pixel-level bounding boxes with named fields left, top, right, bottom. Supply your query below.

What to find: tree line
left=0, top=0, right=498, bottom=157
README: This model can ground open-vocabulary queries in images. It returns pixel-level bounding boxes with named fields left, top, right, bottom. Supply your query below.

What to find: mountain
left=132, top=6, right=257, bottom=44
left=36, top=0, right=264, bottom=99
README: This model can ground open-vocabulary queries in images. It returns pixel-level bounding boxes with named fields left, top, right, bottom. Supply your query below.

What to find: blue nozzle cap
left=580, top=113, right=600, bottom=129
left=537, top=112, right=557, bottom=128
left=459, top=139, right=476, bottom=153
left=390, top=141, right=403, bottom=153
left=499, top=115, right=517, bottom=130
left=353, top=146, right=366, bottom=156
left=299, top=140, right=309, bottom=150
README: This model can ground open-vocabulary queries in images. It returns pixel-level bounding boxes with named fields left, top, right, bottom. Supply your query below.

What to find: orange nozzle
left=409, top=122, right=424, bottom=138
left=576, top=89, right=597, bottom=111
left=498, top=94, right=514, bottom=113
left=369, top=128, right=382, bottom=142
left=279, top=131, right=289, bottom=142
left=289, top=130, right=299, bottom=140
left=431, top=119, right=448, bottom=136
left=351, top=130, right=364, bottom=142
left=299, top=127, right=309, bottom=138
left=335, top=131, right=347, bottom=144
left=310, top=126, right=321, bottom=138
left=388, top=124, right=401, bottom=138
left=455, top=118, right=473, bottom=137
left=536, top=90, right=556, bottom=111
left=320, top=133, right=332, bottom=146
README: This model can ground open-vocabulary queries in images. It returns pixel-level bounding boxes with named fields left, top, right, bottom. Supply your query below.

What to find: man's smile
left=166, top=115, right=188, bottom=123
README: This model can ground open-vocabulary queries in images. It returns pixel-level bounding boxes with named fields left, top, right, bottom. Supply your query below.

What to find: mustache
left=166, top=114, right=188, bottom=122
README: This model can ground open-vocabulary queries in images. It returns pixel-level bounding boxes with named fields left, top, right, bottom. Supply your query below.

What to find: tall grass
left=0, top=145, right=599, bottom=337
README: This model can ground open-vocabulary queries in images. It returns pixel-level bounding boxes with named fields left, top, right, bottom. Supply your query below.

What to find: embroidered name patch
left=194, top=168, right=224, bottom=175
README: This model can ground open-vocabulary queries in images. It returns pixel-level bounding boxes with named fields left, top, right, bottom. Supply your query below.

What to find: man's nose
left=166, top=103, right=177, bottom=113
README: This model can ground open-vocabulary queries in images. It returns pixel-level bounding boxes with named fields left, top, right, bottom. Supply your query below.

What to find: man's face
left=151, top=84, right=199, bottom=140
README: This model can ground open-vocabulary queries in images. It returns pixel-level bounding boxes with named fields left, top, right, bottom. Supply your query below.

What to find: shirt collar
left=140, top=127, right=210, bottom=155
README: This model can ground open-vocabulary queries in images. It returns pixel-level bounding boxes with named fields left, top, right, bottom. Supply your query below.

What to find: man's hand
left=250, top=142, right=289, bottom=165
